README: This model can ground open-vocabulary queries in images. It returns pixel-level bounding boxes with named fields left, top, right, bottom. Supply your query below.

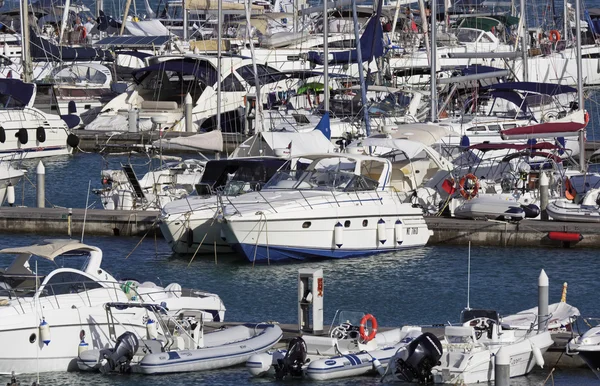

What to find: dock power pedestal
left=298, top=268, right=324, bottom=335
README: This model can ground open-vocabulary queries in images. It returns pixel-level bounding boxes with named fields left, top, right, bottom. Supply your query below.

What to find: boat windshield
left=263, top=169, right=379, bottom=192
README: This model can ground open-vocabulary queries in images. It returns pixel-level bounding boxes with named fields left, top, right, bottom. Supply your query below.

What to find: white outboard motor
left=388, top=332, right=443, bottom=383
left=99, top=332, right=140, bottom=374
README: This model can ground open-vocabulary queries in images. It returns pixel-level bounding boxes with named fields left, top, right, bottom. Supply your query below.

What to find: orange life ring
left=584, top=110, right=590, bottom=126
left=548, top=30, right=561, bottom=42
left=76, top=25, right=87, bottom=41
left=359, top=314, right=378, bottom=342
left=459, top=173, right=480, bottom=200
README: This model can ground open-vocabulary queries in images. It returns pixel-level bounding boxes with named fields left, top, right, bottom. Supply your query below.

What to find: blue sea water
left=0, top=153, right=598, bottom=384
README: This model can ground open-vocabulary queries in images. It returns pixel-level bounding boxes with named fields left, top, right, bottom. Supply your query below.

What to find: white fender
left=78, top=340, right=89, bottom=355
left=531, top=341, right=544, bottom=368
left=146, top=319, right=158, bottom=340
left=39, top=318, right=51, bottom=346
left=334, top=222, right=343, bottom=248
left=6, top=183, right=14, bottom=206
left=377, top=219, right=386, bottom=244
left=394, top=219, right=403, bottom=245
left=247, top=350, right=286, bottom=377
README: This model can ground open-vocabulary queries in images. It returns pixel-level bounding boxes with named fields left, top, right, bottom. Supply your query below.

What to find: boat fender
left=67, top=133, right=80, bottom=148
left=36, top=126, right=46, bottom=143
left=521, top=204, right=540, bottom=218
left=377, top=218, right=386, bottom=244
left=78, top=340, right=89, bottom=355
left=146, top=319, right=158, bottom=340
left=547, top=232, right=583, bottom=242
left=15, top=128, right=28, bottom=145
left=334, top=222, right=343, bottom=248
left=186, top=228, right=194, bottom=248
left=39, top=318, right=51, bottom=346
left=395, top=219, right=404, bottom=245
left=531, top=341, right=544, bottom=368
left=0, top=126, right=5, bottom=143
left=372, top=357, right=386, bottom=376
left=359, top=314, right=378, bottom=342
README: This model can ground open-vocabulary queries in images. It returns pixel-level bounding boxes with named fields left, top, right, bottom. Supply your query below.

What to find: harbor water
left=0, top=155, right=595, bottom=385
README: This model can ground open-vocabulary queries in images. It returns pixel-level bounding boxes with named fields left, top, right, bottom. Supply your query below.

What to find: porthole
left=302, top=221, right=311, bottom=228
left=362, top=220, right=368, bottom=227
left=29, top=333, right=36, bottom=343
left=344, top=221, right=351, bottom=228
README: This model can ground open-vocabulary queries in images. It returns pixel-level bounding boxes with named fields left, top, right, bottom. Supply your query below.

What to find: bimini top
left=0, top=240, right=99, bottom=261
left=481, top=82, right=577, bottom=96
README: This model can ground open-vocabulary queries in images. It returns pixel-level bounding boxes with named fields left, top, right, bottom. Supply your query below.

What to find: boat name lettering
left=240, top=345, right=247, bottom=349
left=324, top=360, right=336, bottom=366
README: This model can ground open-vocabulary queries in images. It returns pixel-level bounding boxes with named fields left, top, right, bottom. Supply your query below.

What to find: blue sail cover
left=133, top=60, right=219, bottom=86
left=29, top=29, right=113, bottom=62
left=314, top=112, right=331, bottom=140
left=0, top=79, right=35, bottom=105
left=488, top=90, right=530, bottom=116
left=307, top=12, right=384, bottom=65
left=481, top=82, right=576, bottom=95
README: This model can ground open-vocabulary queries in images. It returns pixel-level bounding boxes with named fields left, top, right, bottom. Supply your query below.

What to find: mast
left=323, top=0, right=329, bottom=115
left=59, top=0, right=71, bottom=44
left=575, top=0, right=585, bottom=173
left=245, top=0, right=263, bottom=132
left=430, top=0, right=437, bottom=122
left=564, top=0, right=569, bottom=41
left=217, top=0, right=222, bottom=130
left=520, top=0, right=528, bottom=81
left=352, top=0, right=371, bottom=137
left=20, top=0, right=32, bottom=82
left=120, top=0, right=133, bottom=35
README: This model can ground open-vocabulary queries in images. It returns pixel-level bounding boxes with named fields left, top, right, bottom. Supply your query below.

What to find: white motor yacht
left=0, top=240, right=225, bottom=374
left=221, top=153, right=432, bottom=262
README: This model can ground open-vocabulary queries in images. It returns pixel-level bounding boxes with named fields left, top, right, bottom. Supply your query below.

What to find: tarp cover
left=133, top=59, right=218, bottom=86
left=29, top=28, right=113, bottom=62
left=0, top=79, right=35, bottom=106
left=501, top=121, right=586, bottom=139
left=125, top=20, right=170, bottom=36
left=152, top=130, right=223, bottom=152
left=0, top=240, right=95, bottom=260
left=482, top=82, right=577, bottom=95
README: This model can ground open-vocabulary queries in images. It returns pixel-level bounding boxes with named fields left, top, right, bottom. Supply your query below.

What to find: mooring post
left=185, top=93, right=193, bottom=132
left=495, top=346, right=510, bottom=386
left=36, top=161, right=45, bottom=208
left=540, top=172, right=549, bottom=220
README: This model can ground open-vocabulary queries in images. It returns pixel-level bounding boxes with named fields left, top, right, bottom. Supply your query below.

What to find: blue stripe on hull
left=233, top=243, right=405, bottom=262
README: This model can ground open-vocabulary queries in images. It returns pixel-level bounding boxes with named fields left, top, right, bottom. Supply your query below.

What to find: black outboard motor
left=274, top=336, right=307, bottom=380
left=521, top=203, right=541, bottom=218
left=99, top=332, right=139, bottom=374
left=391, top=332, right=443, bottom=383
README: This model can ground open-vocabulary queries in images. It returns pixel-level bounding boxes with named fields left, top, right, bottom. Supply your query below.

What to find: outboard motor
left=521, top=203, right=540, bottom=218
left=390, top=332, right=443, bottom=383
left=274, top=336, right=307, bottom=380
left=99, top=332, right=139, bottom=374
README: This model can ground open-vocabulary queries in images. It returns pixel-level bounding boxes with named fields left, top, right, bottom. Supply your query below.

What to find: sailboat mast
left=352, top=0, right=371, bottom=137
left=217, top=0, right=222, bottom=131
left=120, top=0, right=133, bottom=35
left=245, top=0, right=263, bottom=132
left=520, top=0, right=528, bottom=81
left=430, top=0, right=437, bottom=122
left=59, top=0, right=71, bottom=45
left=20, top=0, right=32, bottom=82
left=575, top=0, right=585, bottom=173
left=323, top=0, right=329, bottom=114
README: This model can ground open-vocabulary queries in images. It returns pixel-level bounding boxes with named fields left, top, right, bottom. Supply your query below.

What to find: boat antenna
left=466, top=241, right=471, bottom=310
left=81, top=180, right=91, bottom=243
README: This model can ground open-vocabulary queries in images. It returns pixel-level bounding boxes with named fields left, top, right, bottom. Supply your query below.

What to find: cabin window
left=503, top=124, right=517, bottom=130
left=362, top=220, right=368, bottom=227
left=40, top=272, right=102, bottom=297
left=221, top=73, right=244, bottom=92
left=488, top=125, right=501, bottom=132
left=302, top=221, right=311, bottom=228
left=344, top=221, right=351, bottom=228
left=467, top=126, right=486, bottom=132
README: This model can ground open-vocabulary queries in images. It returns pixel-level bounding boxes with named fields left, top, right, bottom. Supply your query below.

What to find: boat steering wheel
left=464, top=317, right=495, bottom=340
left=330, top=322, right=353, bottom=340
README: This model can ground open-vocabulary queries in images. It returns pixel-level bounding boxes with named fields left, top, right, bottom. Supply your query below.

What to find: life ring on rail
left=76, top=25, right=87, bottom=41
left=459, top=173, right=480, bottom=200
left=359, top=314, right=378, bottom=342
left=584, top=110, right=590, bottom=126
left=548, top=29, right=561, bottom=42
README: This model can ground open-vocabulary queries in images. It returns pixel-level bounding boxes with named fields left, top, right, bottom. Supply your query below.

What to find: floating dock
left=0, top=206, right=598, bottom=248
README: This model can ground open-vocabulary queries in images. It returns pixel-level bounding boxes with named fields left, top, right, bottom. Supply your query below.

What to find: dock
left=0, top=206, right=599, bottom=247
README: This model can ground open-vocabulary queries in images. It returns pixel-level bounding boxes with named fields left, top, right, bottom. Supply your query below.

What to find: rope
left=124, top=215, right=159, bottom=259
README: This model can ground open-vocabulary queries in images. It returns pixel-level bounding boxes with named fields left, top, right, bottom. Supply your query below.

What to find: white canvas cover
left=231, top=130, right=335, bottom=158
left=125, top=20, right=171, bottom=36
left=0, top=240, right=96, bottom=261
left=152, top=130, right=223, bottom=152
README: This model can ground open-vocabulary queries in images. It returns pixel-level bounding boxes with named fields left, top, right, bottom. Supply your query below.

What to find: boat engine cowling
left=99, top=332, right=139, bottom=374
left=274, top=336, right=307, bottom=380
left=389, top=332, right=443, bottom=383
left=521, top=203, right=540, bottom=218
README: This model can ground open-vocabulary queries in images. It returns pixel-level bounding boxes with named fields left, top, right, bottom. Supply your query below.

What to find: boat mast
left=564, top=0, right=569, bottom=41
left=352, top=0, right=371, bottom=137
left=120, top=0, right=133, bottom=35
left=519, top=0, right=528, bottom=81
left=20, top=0, right=32, bottom=82
left=575, top=0, right=585, bottom=173
left=245, top=0, right=263, bottom=133
left=430, top=0, right=437, bottom=122
left=323, top=0, right=329, bottom=117
left=59, top=0, right=71, bottom=45
left=217, top=0, right=222, bottom=131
